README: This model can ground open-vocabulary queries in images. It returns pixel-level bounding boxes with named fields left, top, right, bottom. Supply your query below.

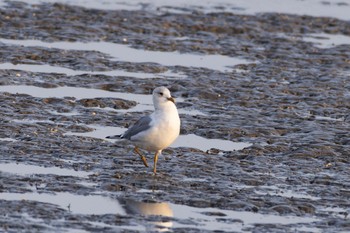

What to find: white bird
left=107, top=87, right=180, bottom=174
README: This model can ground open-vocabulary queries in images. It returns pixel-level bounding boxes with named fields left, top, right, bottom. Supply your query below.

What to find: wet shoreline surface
left=0, top=1, right=350, bottom=232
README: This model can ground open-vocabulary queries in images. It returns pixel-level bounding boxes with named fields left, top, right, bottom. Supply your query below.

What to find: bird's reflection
left=122, top=199, right=173, bottom=232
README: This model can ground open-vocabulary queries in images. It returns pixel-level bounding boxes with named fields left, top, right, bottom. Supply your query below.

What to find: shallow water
left=0, top=85, right=206, bottom=116
left=171, top=133, right=251, bottom=151
left=0, top=137, right=18, bottom=142
left=253, top=185, right=321, bottom=201
left=302, top=33, right=350, bottom=49
left=0, top=192, right=124, bottom=215
left=0, top=162, right=92, bottom=178
left=65, top=124, right=252, bottom=151
left=0, top=85, right=152, bottom=103
left=0, top=62, right=184, bottom=79
left=0, top=38, right=251, bottom=72
left=0, top=191, right=319, bottom=232
left=0, top=82, right=250, bottom=155
left=2, top=0, right=349, bottom=20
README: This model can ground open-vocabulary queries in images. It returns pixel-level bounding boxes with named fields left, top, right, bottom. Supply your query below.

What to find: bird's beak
left=167, top=97, right=175, bottom=103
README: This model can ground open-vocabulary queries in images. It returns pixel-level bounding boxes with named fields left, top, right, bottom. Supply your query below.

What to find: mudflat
left=0, top=1, right=349, bottom=232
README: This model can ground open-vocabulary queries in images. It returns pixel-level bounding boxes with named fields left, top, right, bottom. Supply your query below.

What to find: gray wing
left=121, top=115, right=152, bottom=140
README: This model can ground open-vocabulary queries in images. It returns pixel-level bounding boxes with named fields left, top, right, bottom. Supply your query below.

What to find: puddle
left=0, top=162, right=92, bottom=178
left=321, top=206, right=349, bottom=213
left=293, top=110, right=345, bottom=122
left=182, top=177, right=207, bottom=182
left=295, top=226, right=321, bottom=233
left=0, top=85, right=205, bottom=116
left=0, top=85, right=152, bottom=103
left=0, top=137, right=18, bottom=142
left=170, top=203, right=319, bottom=231
left=0, top=38, right=252, bottom=72
left=0, top=192, right=125, bottom=215
left=65, top=125, right=125, bottom=140
left=65, top=124, right=252, bottom=151
left=2, top=0, right=350, bottom=20
left=224, top=0, right=350, bottom=21
left=171, top=133, right=251, bottom=151
left=0, top=192, right=172, bottom=231
left=314, top=115, right=345, bottom=122
left=48, top=109, right=80, bottom=116
left=136, top=189, right=164, bottom=193
left=11, top=118, right=55, bottom=124
left=0, top=62, right=184, bottom=79
left=254, top=186, right=321, bottom=201
left=302, top=33, right=350, bottom=49
left=0, top=191, right=319, bottom=232
left=320, top=206, right=349, bottom=219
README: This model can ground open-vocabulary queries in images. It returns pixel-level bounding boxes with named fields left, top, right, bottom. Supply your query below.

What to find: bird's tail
left=106, top=134, right=122, bottom=139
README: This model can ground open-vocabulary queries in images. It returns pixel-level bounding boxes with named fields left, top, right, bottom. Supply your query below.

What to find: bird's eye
left=159, top=92, right=163, bottom=96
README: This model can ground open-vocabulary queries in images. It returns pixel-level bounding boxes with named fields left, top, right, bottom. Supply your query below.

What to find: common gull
left=107, top=86, right=181, bottom=174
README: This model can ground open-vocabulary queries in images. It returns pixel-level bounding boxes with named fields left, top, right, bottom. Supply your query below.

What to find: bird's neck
left=154, top=103, right=178, bottom=114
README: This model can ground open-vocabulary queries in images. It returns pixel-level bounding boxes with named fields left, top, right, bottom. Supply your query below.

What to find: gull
left=107, top=87, right=180, bottom=174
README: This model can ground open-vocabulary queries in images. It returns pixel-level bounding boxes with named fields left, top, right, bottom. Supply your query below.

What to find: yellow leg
left=134, top=147, right=148, bottom=167
left=153, top=151, right=161, bottom=174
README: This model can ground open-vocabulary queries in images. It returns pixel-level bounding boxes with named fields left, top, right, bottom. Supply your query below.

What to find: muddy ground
left=0, top=1, right=349, bottom=232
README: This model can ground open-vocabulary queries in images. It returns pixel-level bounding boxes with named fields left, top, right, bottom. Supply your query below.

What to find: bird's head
left=152, top=86, right=175, bottom=109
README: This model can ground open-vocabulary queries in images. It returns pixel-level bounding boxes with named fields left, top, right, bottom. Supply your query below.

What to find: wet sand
left=0, top=1, right=349, bottom=232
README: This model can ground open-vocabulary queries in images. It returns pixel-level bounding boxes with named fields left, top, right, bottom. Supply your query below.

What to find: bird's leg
left=134, top=147, right=148, bottom=167
left=153, top=150, right=161, bottom=174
